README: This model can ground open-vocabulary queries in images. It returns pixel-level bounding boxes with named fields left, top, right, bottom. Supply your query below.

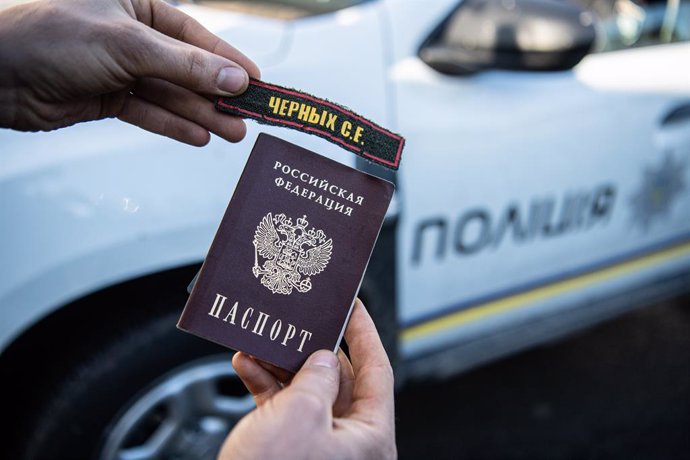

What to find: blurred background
left=1, top=0, right=689, bottom=459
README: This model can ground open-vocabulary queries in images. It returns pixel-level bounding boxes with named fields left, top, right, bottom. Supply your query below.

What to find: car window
left=574, top=0, right=690, bottom=51
left=182, top=0, right=373, bottom=19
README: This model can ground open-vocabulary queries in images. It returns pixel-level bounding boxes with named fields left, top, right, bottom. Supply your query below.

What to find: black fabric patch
left=216, top=79, right=404, bottom=171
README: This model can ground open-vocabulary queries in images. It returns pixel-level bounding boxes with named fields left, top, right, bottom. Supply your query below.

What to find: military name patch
left=216, top=79, right=404, bottom=170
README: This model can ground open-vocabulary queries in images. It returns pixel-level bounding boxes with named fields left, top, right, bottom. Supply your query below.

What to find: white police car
left=2, top=0, right=689, bottom=458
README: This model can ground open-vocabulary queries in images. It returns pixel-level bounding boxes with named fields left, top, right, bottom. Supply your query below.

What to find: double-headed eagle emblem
left=252, top=213, right=333, bottom=295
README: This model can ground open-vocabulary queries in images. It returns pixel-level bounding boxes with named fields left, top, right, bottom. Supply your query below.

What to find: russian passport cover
left=178, top=133, right=394, bottom=372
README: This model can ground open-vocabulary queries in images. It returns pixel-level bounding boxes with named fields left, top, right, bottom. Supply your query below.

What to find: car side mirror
left=419, top=0, right=597, bottom=75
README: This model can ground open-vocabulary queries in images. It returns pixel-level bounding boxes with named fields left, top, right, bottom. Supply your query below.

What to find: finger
left=116, top=93, right=210, bottom=146
left=345, top=299, right=392, bottom=377
left=344, top=299, right=395, bottom=424
left=147, top=0, right=261, bottom=79
left=276, top=350, right=340, bottom=425
left=124, top=27, right=250, bottom=97
left=255, top=359, right=295, bottom=385
left=333, top=348, right=355, bottom=417
left=133, top=78, right=246, bottom=142
left=232, top=352, right=282, bottom=407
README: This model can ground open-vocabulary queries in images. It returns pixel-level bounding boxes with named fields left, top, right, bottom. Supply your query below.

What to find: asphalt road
left=395, top=296, right=690, bottom=460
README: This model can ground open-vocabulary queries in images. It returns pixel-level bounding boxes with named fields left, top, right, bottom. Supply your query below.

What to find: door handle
left=660, top=101, right=690, bottom=127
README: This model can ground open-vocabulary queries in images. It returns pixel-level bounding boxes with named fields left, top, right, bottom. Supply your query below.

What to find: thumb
left=128, top=29, right=249, bottom=96
left=280, top=350, right=340, bottom=418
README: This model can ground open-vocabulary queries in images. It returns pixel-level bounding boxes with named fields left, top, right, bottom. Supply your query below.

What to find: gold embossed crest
left=252, top=213, right=333, bottom=295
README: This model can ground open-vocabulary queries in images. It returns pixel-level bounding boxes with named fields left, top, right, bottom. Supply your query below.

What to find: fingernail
left=307, top=350, right=338, bottom=369
left=217, top=66, right=247, bottom=93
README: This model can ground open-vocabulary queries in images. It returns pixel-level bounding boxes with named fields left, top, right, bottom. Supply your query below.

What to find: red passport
left=178, top=133, right=394, bottom=372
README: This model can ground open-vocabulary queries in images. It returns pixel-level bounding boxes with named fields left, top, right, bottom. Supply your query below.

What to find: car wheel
left=13, top=310, right=253, bottom=460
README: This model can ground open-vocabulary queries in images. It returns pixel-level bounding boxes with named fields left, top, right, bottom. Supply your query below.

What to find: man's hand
left=220, top=299, right=397, bottom=460
left=0, top=0, right=260, bottom=145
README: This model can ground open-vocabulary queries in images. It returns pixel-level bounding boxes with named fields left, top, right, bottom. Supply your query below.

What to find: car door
left=389, top=0, right=690, bottom=373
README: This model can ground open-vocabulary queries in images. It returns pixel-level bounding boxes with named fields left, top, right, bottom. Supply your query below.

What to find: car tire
left=8, top=307, right=252, bottom=460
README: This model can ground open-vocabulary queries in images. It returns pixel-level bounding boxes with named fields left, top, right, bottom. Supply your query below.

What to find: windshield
left=182, top=0, right=373, bottom=19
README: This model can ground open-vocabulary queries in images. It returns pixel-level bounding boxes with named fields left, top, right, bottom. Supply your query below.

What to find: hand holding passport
left=178, top=116, right=400, bottom=457
left=219, top=300, right=396, bottom=460
left=177, top=113, right=400, bottom=457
